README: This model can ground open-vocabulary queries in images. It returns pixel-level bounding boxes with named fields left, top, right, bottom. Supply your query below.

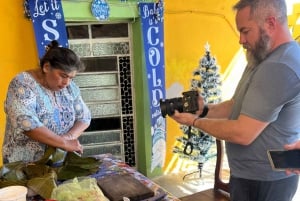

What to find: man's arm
left=171, top=111, right=268, bottom=145
left=206, top=99, right=235, bottom=119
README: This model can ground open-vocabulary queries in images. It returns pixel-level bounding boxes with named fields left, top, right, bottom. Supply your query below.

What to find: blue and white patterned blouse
left=2, top=72, right=91, bottom=163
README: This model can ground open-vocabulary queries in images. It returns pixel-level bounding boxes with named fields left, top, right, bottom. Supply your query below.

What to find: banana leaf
left=56, top=152, right=102, bottom=180
left=35, top=146, right=57, bottom=165
left=0, top=178, right=27, bottom=188
left=0, top=161, right=27, bottom=181
left=0, top=162, right=57, bottom=196
left=64, top=152, right=102, bottom=169
left=27, top=171, right=57, bottom=199
left=35, top=146, right=66, bottom=166
left=57, top=166, right=97, bottom=180
left=0, top=148, right=102, bottom=199
left=23, top=164, right=53, bottom=178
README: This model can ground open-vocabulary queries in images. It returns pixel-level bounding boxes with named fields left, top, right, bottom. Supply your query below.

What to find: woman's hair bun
left=45, top=40, right=60, bottom=52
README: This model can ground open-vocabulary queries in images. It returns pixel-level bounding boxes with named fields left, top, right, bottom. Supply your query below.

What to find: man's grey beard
left=246, top=28, right=271, bottom=69
left=246, top=51, right=258, bottom=69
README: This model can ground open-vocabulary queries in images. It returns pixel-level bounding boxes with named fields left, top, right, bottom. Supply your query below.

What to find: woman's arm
left=63, top=121, right=90, bottom=140
left=25, top=126, right=83, bottom=153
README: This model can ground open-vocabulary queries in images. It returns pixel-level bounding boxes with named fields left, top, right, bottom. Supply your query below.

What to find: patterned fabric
left=2, top=72, right=91, bottom=163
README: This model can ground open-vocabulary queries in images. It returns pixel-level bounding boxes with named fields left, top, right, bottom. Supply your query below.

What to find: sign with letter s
left=28, top=0, right=68, bottom=58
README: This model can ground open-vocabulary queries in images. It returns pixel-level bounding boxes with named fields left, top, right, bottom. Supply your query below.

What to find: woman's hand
left=25, top=127, right=84, bottom=155
left=63, top=138, right=83, bottom=154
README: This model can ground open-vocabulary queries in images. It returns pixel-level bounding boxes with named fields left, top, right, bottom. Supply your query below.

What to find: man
left=170, top=0, right=300, bottom=200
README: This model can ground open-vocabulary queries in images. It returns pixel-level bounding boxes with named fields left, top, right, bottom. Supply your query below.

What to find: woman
left=2, top=40, right=91, bottom=163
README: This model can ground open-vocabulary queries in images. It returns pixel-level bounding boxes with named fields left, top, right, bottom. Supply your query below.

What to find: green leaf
left=27, top=172, right=57, bottom=199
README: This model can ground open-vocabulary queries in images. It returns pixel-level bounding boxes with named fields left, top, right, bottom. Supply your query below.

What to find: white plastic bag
left=51, top=177, right=109, bottom=201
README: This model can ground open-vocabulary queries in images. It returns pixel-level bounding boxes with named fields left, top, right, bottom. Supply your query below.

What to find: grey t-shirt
left=227, top=41, right=300, bottom=181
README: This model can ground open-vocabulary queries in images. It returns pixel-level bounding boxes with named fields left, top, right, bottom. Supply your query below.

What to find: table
left=28, top=154, right=180, bottom=201
left=91, top=154, right=180, bottom=201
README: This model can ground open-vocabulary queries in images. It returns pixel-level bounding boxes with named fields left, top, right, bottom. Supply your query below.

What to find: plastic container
left=0, top=186, right=27, bottom=201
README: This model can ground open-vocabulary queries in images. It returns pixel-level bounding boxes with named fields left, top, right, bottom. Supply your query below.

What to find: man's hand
left=284, top=140, right=300, bottom=175
left=170, top=110, right=198, bottom=126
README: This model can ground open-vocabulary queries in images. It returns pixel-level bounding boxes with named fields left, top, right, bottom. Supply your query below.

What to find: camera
left=159, top=90, right=199, bottom=118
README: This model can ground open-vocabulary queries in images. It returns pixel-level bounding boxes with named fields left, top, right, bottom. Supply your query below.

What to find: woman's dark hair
left=40, top=40, right=85, bottom=73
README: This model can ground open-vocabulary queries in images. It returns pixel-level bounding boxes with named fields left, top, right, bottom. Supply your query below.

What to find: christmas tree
left=173, top=42, right=222, bottom=178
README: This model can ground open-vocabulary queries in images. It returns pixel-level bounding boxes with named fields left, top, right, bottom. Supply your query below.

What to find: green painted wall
left=131, top=19, right=156, bottom=176
left=62, top=0, right=141, bottom=21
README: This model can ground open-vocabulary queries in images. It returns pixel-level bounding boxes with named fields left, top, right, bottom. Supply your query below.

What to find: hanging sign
left=139, top=1, right=166, bottom=172
left=27, top=0, right=68, bottom=58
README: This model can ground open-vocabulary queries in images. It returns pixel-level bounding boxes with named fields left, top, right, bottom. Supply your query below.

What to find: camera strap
left=183, top=126, right=194, bottom=155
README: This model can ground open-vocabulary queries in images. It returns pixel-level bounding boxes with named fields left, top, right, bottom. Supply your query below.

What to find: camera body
left=159, top=90, right=199, bottom=118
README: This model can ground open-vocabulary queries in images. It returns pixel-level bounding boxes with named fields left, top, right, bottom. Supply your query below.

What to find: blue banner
left=139, top=1, right=166, bottom=172
left=28, top=0, right=68, bottom=58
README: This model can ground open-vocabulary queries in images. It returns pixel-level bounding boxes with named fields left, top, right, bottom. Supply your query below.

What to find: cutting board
left=97, top=174, right=155, bottom=201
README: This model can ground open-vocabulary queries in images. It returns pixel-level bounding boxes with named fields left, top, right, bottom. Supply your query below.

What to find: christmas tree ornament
left=154, top=0, right=164, bottom=22
left=91, top=0, right=110, bottom=21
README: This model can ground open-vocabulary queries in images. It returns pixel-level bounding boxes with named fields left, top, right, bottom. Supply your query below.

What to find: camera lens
left=168, top=97, right=184, bottom=115
left=159, top=99, right=168, bottom=118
